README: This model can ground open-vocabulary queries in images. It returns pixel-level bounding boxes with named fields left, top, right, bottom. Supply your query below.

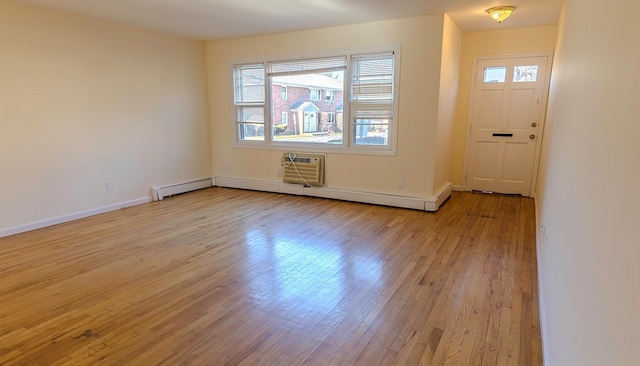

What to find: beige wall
left=206, top=15, right=447, bottom=199
left=434, top=15, right=462, bottom=193
left=536, top=0, right=640, bottom=364
left=0, top=1, right=211, bottom=232
left=451, top=25, right=558, bottom=187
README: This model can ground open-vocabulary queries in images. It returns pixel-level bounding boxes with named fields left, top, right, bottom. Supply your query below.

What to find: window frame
left=231, top=45, right=401, bottom=155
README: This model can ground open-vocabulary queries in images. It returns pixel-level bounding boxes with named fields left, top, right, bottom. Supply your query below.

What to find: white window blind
left=234, top=63, right=265, bottom=104
left=350, top=52, right=395, bottom=146
left=350, top=53, right=395, bottom=120
left=268, top=57, right=346, bottom=77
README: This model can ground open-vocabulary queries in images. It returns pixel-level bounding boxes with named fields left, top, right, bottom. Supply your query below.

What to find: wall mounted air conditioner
left=281, top=153, right=325, bottom=186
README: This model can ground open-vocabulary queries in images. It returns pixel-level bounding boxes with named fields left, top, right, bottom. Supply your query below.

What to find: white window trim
left=230, top=45, right=401, bottom=156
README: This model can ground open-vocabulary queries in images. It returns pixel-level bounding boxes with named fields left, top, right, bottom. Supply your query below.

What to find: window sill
left=232, top=140, right=396, bottom=156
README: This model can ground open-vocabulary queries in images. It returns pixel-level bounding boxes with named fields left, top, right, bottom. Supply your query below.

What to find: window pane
left=238, top=123, right=264, bottom=141
left=353, top=120, right=389, bottom=146
left=271, top=71, right=344, bottom=144
left=513, top=65, right=538, bottom=82
left=483, top=67, right=506, bottom=83
left=237, top=106, right=264, bottom=123
left=235, top=64, right=264, bottom=103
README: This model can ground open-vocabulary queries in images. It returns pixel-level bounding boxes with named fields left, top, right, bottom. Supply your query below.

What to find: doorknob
left=530, top=134, right=536, bottom=139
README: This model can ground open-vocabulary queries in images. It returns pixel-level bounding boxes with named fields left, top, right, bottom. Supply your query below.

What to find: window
left=310, top=88, right=321, bottom=101
left=270, top=56, right=345, bottom=144
left=483, top=66, right=507, bottom=83
left=233, top=49, right=398, bottom=152
left=350, top=53, right=394, bottom=146
left=234, top=63, right=265, bottom=141
left=324, top=90, right=335, bottom=101
left=513, top=65, right=538, bottom=82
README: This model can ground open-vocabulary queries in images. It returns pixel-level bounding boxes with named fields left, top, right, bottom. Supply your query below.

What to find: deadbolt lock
left=531, top=122, right=538, bottom=127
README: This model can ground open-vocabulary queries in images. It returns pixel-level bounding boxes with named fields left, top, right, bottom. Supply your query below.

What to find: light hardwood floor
left=0, top=188, right=541, bottom=365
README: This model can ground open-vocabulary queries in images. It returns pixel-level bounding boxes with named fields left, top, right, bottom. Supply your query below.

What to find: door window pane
left=513, top=65, right=538, bottom=82
left=483, top=67, right=507, bottom=83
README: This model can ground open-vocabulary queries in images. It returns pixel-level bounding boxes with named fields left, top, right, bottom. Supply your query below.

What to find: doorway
left=464, top=53, right=552, bottom=196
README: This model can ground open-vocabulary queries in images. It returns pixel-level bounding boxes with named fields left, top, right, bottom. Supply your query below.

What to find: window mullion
left=343, top=56, right=352, bottom=148
left=265, top=65, right=272, bottom=143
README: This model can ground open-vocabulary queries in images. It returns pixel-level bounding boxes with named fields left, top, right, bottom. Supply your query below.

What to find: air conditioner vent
left=281, top=153, right=325, bottom=186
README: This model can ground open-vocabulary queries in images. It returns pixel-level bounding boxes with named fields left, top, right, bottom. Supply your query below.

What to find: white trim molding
left=215, top=177, right=452, bottom=212
left=1, top=177, right=214, bottom=238
left=0, top=197, right=151, bottom=238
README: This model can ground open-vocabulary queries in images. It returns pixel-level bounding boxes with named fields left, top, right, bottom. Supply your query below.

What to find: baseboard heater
left=151, top=178, right=212, bottom=201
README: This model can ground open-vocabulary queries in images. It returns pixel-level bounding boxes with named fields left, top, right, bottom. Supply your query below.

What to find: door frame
left=462, top=52, right=554, bottom=197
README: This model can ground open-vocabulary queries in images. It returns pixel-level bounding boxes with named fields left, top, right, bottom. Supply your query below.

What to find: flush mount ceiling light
left=486, top=6, right=516, bottom=23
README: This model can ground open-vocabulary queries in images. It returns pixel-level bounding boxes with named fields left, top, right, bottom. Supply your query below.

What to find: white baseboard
left=0, top=197, right=151, bottom=238
left=534, top=197, right=550, bottom=365
left=451, top=184, right=464, bottom=192
left=215, top=177, right=452, bottom=212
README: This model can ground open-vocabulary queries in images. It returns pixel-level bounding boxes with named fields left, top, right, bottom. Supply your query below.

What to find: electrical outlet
left=224, top=164, right=229, bottom=173
left=397, top=179, right=405, bottom=189
left=105, top=181, right=112, bottom=191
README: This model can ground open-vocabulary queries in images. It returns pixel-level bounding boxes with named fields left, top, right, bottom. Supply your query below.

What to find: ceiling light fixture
left=486, top=6, right=516, bottom=24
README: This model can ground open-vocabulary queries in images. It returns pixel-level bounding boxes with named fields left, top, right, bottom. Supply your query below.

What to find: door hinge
left=537, top=98, right=540, bottom=105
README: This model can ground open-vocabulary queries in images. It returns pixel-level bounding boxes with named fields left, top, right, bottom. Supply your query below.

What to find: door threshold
left=471, top=190, right=522, bottom=197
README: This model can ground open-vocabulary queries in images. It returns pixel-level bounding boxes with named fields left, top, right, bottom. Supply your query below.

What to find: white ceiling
left=14, top=0, right=564, bottom=41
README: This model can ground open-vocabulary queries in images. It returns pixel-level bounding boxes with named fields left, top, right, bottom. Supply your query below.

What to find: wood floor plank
left=0, top=188, right=542, bottom=365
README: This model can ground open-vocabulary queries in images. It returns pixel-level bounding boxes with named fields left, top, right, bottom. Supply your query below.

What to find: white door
left=304, top=112, right=317, bottom=133
left=465, top=55, right=550, bottom=196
